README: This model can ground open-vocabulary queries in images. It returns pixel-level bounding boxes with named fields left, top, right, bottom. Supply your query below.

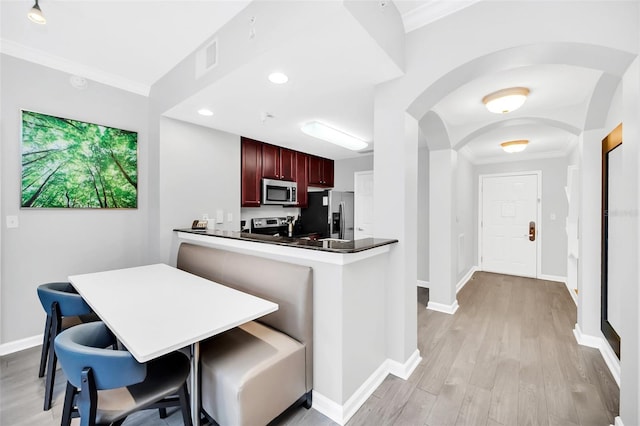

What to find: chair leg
left=44, top=302, right=61, bottom=411
left=79, top=368, right=97, bottom=426
left=178, top=383, right=193, bottom=426
left=38, top=314, right=52, bottom=378
left=61, top=381, right=76, bottom=426
left=159, top=407, right=168, bottom=418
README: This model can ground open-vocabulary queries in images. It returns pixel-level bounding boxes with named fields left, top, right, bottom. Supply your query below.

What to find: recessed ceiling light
left=197, top=108, right=214, bottom=117
left=501, top=140, right=529, bottom=153
left=483, top=87, right=530, bottom=114
left=301, top=121, right=368, bottom=151
left=268, top=72, right=288, bottom=84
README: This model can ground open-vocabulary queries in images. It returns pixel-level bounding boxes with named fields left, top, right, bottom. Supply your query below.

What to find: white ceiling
left=0, top=0, right=600, bottom=163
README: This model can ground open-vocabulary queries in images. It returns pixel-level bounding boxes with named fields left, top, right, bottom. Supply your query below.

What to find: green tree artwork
left=21, top=110, right=138, bottom=208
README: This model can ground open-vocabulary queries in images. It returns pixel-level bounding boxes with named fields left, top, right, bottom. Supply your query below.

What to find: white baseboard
left=573, top=324, right=620, bottom=386
left=539, top=274, right=575, bottom=305
left=312, top=391, right=344, bottom=425
left=387, top=349, right=422, bottom=380
left=0, top=334, right=42, bottom=356
left=312, top=349, right=422, bottom=425
left=427, top=300, right=459, bottom=315
left=417, top=280, right=429, bottom=288
left=538, top=274, right=566, bottom=283
left=613, top=416, right=624, bottom=426
left=456, top=266, right=478, bottom=293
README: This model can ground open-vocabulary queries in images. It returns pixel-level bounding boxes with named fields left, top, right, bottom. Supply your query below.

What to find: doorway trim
left=601, top=123, right=622, bottom=359
left=478, top=171, right=542, bottom=279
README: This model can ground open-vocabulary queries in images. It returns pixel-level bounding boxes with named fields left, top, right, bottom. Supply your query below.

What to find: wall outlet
left=6, top=215, right=18, bottom=228
left=216, top=209, right=224, bottom=224
left=202, top=213, right=209, bottom=221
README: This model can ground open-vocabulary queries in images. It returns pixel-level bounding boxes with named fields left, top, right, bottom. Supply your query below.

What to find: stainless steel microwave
left=262, top=179, right=297, bottom=205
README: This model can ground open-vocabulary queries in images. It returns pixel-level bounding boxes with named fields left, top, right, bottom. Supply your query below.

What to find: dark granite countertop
left=174, top=229, right=398, bottom=254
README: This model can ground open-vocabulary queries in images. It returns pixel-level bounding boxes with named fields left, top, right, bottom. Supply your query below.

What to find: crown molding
left=401, top=0, right=482, bottom=33
left=0, top=38, right=150, bottom=96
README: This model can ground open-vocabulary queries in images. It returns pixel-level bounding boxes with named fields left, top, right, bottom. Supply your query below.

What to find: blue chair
left=54, top=321, right=192, bottom=426
left=37, top=282, right=97, bottom=410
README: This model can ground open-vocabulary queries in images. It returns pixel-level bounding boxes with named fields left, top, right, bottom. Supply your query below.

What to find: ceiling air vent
left=195, top=38, right=218, bottom=79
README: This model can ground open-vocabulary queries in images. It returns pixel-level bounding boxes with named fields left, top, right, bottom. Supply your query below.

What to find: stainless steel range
left=250, top=217, right=289, bottom=236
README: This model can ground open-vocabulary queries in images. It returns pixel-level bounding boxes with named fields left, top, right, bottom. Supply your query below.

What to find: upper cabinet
left=308, top=155, right=334, bottom=188
left=241, top=137, right=263, bottom=207
left=262, top=144, right=296, bottom=181
left=295, top=152, right=309, bottom=208
left=241, top=137, right=333, bottom=207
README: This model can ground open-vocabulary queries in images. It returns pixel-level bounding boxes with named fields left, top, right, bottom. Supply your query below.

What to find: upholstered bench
left=176, top=242, right=313, bottom=426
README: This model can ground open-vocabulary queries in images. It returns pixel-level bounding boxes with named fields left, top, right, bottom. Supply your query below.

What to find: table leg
left=190, top=342, right=200, bottom=426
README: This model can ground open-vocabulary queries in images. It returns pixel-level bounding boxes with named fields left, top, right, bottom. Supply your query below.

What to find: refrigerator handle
left=339, top=202, right=345, bottom=240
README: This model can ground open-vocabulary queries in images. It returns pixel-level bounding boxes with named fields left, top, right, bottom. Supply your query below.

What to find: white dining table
left=68, top=263, right=278, bottom=426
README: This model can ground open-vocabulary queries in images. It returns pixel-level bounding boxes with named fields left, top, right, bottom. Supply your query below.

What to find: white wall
left=0, top=55, right=149, bottom=346
left=417, top=147, right=429, bottom=283
left=333, top=154, right=373, bottom=192
left=474, top=156, right=570, bottom=278
left=618, top=55, right=640, bottom=426
left=158, top=118, right=240, bottom=263
left=456, top=152, right=476, bottom=282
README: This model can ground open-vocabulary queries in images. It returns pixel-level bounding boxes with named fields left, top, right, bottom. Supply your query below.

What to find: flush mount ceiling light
left=301, top=121, right=368, bottom=151
left=28, top=0, right=46, bottom=24
left=197, top=108, right=214, bottom=117
left=482, top=87, right=530, bottom=114
left=268, top=72, right=288, bottom=84
left=501, top=140, right=529, bottom=153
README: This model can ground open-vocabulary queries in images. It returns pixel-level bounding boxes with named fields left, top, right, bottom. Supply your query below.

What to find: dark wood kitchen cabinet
left=295, top=152, right=309, bottom=208
left=262, top=144, right=295, bottom=181
left=241, top=137, right=262, bottom=207
left=308, top=155, right=334, bottom=187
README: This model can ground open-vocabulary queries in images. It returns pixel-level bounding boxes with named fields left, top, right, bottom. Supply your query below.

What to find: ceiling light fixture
left=301, top=121, right=368, bottom=151
left=28, top=0, right=46, bottom=24
left=500, top=140, right=529, bottom=153
left=482, top=87, right=530, bottom=114
left=268, top=72, right=288, bottom=84
left=197, top=108, right=214, bottom=117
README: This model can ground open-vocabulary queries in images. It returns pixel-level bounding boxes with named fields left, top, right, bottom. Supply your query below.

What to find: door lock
left=529, top=221, right=536, bottom=241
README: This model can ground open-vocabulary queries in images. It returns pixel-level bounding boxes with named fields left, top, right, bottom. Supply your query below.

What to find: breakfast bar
left=172, top=229, right=398, bottom=425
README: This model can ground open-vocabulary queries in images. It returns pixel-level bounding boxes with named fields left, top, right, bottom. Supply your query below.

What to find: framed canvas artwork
left=21, top=110, right=138, bottom=208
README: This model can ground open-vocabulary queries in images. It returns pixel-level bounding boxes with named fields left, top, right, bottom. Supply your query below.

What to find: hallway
left=344, top=272, right=619, bottom=426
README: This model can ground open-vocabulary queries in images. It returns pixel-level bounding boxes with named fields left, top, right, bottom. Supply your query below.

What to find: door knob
left=529, top=221, right=536, bottom=241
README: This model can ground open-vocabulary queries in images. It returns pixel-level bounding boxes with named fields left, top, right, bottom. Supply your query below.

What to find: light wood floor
left=1, top=272, right=619, bottom=425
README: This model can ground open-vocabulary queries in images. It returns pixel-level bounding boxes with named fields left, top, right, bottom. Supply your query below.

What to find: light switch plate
left=216, top=209, right=224, bottom=224
left=227, top=213, right=233, bottom=222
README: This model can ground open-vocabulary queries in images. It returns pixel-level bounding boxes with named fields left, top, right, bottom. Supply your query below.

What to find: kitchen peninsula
left=171, top=229, right=400, bottom=424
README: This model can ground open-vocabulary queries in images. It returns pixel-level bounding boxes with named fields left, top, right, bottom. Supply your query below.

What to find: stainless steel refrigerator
left=300, top=190, right=354, bottom=240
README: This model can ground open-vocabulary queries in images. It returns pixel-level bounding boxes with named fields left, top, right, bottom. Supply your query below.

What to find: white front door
left=480, top=173, right=539, bottom=278
left=354, top=171, right=374, bottom=239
